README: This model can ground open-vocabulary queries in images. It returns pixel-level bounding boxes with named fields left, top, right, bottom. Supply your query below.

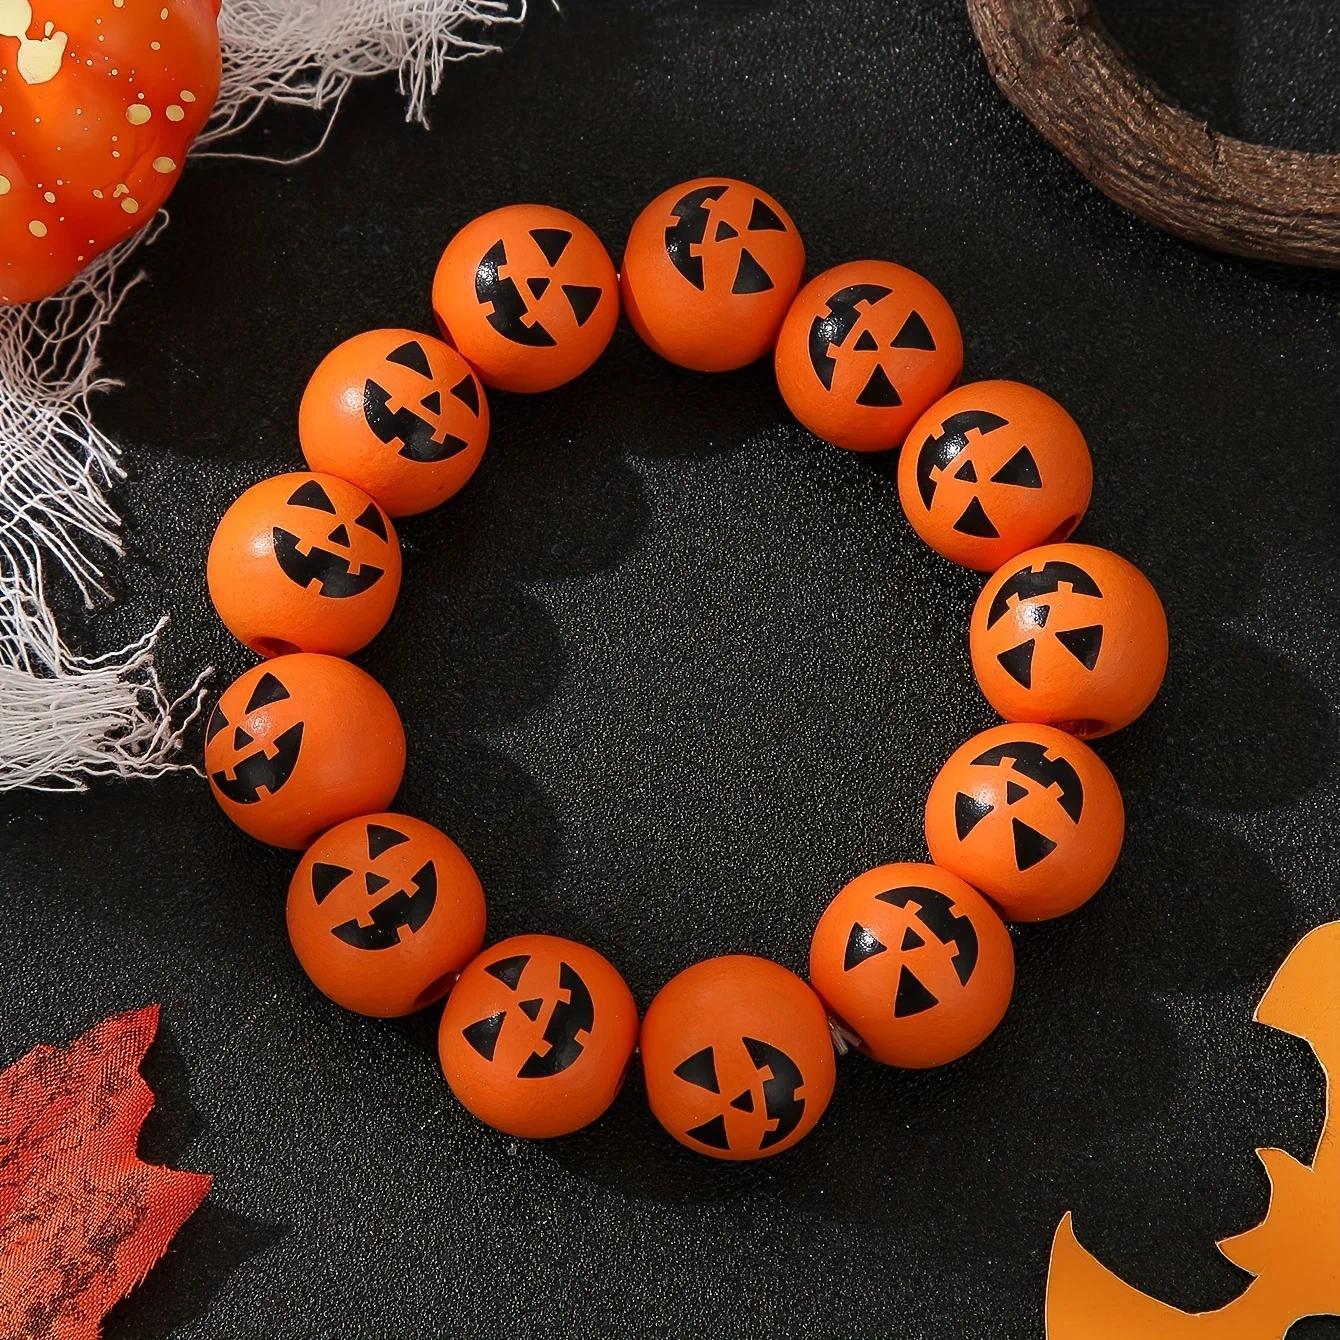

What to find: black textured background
left=3, top=1, right=1339, bottom=1336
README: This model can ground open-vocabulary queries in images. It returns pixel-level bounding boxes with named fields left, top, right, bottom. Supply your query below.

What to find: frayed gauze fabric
left=0, top=0, right=525, bottom=791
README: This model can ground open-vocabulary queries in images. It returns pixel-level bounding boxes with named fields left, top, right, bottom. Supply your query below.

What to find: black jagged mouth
left=330, top=860, right=438, bottom=951
left=272, top=528, right=384, bottom=599
left=210, top=723, right=304, bottom=805
left=363, top=380, right=469, bottom=463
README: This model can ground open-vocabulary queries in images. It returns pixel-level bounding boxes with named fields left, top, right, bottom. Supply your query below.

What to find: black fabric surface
left=3, top=2, right=1339, bottom=1336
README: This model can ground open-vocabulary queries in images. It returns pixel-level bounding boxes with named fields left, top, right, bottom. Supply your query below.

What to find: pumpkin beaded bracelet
left=203, top=178, right=1168, bottom=1161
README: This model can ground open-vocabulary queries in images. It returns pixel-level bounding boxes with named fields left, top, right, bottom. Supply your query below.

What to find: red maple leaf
left=0, top=1005, right=211, bottom=1340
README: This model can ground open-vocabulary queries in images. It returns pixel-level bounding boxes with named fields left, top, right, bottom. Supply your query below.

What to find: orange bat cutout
left=0, top=1004, right=211, bottom=1339
left=1047, top=922, right=1340, bottom=1336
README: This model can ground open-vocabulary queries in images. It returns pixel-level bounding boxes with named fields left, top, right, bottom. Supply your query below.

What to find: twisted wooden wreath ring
left=965, top=0, right=1340, bottom=269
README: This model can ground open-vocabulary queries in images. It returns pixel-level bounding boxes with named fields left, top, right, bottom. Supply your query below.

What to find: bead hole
left=414, top=970, right=457, bottom=1009
left=250, top=637, right=301, bottom=658
left=1055, top=718, right=1106, bottom=739
left=1045, top=514, right=1081, bottom=543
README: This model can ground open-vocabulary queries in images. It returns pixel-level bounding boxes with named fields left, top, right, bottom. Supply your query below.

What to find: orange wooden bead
left=640, top=955, right=835, bottom=1161
left=897, top=380, right=1092, bottom=570
left=438, top=935, right=638, bottom=1139
left=299, top=328, right=489, bottom=517
left=809, top=862, right=1014, bottom=1068
left=287, top=813, right=486, bottom=1017
left=925, top=724, right=1124, bottom=921
left=204, top=654, right=406, bottom=850
left=621, top=177, right=805, bottom=372
left=970, top=543, right=1168, bottom=738
left=207, top=472, right=400, bottom=658
left=431, top=204, right=619, bottom=393
left=774, top=259, right=963, bottom=452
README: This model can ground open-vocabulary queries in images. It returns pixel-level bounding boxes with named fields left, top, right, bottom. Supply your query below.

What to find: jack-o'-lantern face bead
left=207, top=473, right=401, bottom=658
left=775, top=259, right=963, bottom=453
left=438, top=935, right=638, bottom=1139
left=640, top=956, right=836, bottom=1161
left=287, top=813, right=486, bottom=1017
left=925, top=725, right=1124, bottom=921
left=809, top=863, right=1013, bottom=1068
left=431, top=205, right=619, bottom=393
left=897, top=380, right=1093, bottom=570
left=299, top=329, right=489, bottom=517
left=621, top=177, right=805, bottom=371
left=204, top=654, right=405, bottom=849
left=970, top=543, right=1168, bottom=738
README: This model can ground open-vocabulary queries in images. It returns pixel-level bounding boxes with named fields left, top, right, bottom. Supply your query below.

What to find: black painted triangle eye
left=997, top=639, right=1036, bottom=688
left=530, top=227, right=572, bottom=266
left=206, top=704, right=228, bottom=743
left=366, top=823, right=409, bottom=859
left=953, top=497, right=999, bottom=538
left=1013, top=817, right=1058, bottom=870
left=843, top=922, right=888, bottom=970
left=856, top=364, right=901, bottom=408
left=287, top=480, right=336, bottom=512
left=485, top=954, right=530, bottom=989
left=673, top=1046, right=719, bottom=1093
left=893, top=965, right=938, bottom=1017
left=245, top=671, right=290, bottom=712
left=1056, top=624, right=1103, bottom=670
left=450, top=374, right=480, bottom=415
left=354, top=503, right=388, bottom=541
left=311, top=862, right=352, bottom=904
left=731, top=249, right=773, bottom=295
left=562, top=284, right=602, bottom=326
left=991, top=445, right=1042, bottom=489
left=891, top=311, right=935, bottom=350
left=386, top=340, right=432, bottom=377
left=747, top=197, right=786, bottom=232
left=685, top=1114, right=731, bottom=1150
left=462, top=1011, right=505, bottom=1061
left=955, top=792, right=993, bottom=839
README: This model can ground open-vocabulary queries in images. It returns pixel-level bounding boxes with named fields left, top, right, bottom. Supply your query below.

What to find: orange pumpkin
left=775, top=259, right=963, bottom=453
left=204, top=655, right=406, bottom=850
left=809, top=862, right=1014, bottom=1068
left=438, top=935, right=638, bottom=1139
left=621, top=177, right=805, bottom=371
left=640, top=955, right=836, bottom=1161
left=207, top=473, right=402, bottom=659
left=0, top=0, right=221, bottom=305
left=287, top=812, right=486, bottom=1018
